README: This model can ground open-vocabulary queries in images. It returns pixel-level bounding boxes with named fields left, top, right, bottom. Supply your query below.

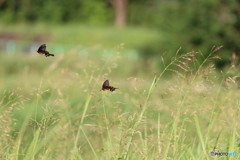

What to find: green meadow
left=0, top=25, right=240, bottom=160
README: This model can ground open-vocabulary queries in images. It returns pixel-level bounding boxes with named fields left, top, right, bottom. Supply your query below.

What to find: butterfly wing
left=37, top=44, right=46, bottom=52
left=102, top=80, right=109, bottom=90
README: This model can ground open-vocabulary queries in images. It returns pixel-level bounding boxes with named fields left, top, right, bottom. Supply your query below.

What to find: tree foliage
left=0, top=0, right=114, bottom=24
left=135, top=0, right=240, bottom=68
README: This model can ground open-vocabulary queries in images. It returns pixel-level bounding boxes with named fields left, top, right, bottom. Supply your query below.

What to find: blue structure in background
left=0, top=39, right=139, bottom=60
left=6, top=41, right=15, bottom=55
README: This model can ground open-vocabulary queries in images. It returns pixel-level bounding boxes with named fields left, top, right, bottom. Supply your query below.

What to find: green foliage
left=81, top=1, right=114, bottom=25
left=129, top=0, right=240, bottom=69
left=0, top=0, right=113, bottom=25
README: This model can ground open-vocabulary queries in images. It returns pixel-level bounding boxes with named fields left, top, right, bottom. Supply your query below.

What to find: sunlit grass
left=0, top=46, right=240, bottom=159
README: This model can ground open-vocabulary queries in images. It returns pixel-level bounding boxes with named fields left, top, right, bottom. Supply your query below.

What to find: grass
left=0, top=44, right=240, bottom=160
left=0, top=23, right=160, bottom=49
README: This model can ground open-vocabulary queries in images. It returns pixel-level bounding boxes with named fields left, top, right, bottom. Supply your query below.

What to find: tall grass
left=0, top=45, right=239, bottom=159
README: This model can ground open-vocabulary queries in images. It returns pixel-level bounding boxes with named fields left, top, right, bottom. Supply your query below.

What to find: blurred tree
left=110, top=0, right=128, bottom=27
left=0, top=0, right=5, bottom=6
left=0, top=0, right=113, bottom=24
left=136, top=0, right=240, bottom=69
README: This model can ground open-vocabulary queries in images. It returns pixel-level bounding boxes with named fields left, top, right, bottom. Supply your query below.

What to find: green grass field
left=0, top=25, right=240, bottom=159
left=0, top=23, right=159, bottom=49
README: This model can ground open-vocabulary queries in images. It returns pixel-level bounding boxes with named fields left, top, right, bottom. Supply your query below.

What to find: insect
left=37, top=44, right=54, bottom=57
left=102, top=80, right=118, bottom=91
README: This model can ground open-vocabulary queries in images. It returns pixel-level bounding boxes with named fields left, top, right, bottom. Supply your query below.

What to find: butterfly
left=102, top=80, right=118, bottom=91
left=37, top=44, right=54, bottom=57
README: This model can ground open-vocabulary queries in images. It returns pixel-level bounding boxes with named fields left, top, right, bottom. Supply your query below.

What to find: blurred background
left=1, top=1, right=240, bottom=159
left=0, top=0, right=240, bottom=69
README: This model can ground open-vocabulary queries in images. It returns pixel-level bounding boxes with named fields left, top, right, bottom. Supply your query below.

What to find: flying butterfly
left=102, top=80, right=118, bottom=92
left=37, top=44, right=54, bottom=57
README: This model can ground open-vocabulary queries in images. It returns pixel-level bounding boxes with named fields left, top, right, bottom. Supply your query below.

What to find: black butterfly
left=37, top=44, right=54, bottom=57
left=102, top=80, right=118, bottom=91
